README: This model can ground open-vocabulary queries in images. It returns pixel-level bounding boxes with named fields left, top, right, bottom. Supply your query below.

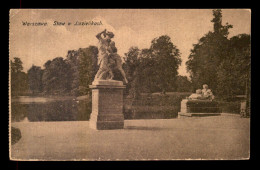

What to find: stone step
left=90, top=113, right=124, bottom=121
left=178, top=112, right=221, bottom=118
left=89, top=120, right=124, bottom=130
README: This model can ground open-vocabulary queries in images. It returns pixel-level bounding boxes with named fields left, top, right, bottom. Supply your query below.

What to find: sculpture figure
left=188, top=89, right=203, bottom=100
left=107, top=41, right=128, bottom=83
left=94, top=29, right=128, bottom=84
left=94, top=29, right=114, bottom=80
left=202, top=84, right=215, bottom=100
left=188, top=84, right=215, bottom=101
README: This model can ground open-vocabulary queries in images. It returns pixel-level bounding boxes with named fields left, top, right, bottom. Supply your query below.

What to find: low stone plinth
left=178, top=99, right=221, bottom=118
left=89, top=80, right=125, bottom=130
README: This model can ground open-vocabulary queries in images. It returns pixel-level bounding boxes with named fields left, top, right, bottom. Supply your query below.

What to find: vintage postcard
left=9, top=9, right=251, bottom=160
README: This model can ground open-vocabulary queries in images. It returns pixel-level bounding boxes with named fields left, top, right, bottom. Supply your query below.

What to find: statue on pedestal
left=94, top=29, right=128, bottom=84
left=178, top=84, right=220, bottom=118
left=89, top=29, right=127, bottom=130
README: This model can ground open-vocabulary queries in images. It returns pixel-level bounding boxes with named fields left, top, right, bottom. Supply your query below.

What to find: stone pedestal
left=89, top=80, right=125, bottom=130
left=178, top=99, right=221, bottom=118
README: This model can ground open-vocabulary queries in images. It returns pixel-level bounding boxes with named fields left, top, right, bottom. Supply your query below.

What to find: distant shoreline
left=11, top=95, right=90, bottom=103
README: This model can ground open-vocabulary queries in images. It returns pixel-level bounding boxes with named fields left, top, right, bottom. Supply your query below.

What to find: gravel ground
left=10, top=113, right=250, bottom=160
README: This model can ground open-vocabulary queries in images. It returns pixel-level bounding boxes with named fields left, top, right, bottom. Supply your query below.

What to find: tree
left=123, top=47, right=141, bottom=97
left=139, top=51, right=154, bottom=93
left=217, top=34, right=251, bottom=100
left=77, top=46, right=98, bottom=95
left=11, top=57, right=23, bottom=73
left=37, top=46, right=98, bottom=96
left=42, top=57, right=72, bottom=94
left=66, top=50, right=80, bottom=95
left=186, top=9, right=233, bottom=92
left=175, top=76, right=192, bottom=92
left=123, top=35, right=181, bottom=95
left=142, top=35, right=181, bottom=93
left=150, top=35, right=181, bottom=93
left=28, top=65, right=43, bottom=94
left=65, top=46, right=98, bottom=96
left=10, top=57, right=28, bottom=96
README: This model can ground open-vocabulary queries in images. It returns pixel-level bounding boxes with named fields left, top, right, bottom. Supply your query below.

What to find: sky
left=9, top=9, right=251, bottom=76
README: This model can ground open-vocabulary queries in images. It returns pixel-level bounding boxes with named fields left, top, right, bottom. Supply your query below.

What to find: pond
left=11, top=95, right=181, bottom=122
left=11, top=96, right=92, bottom=122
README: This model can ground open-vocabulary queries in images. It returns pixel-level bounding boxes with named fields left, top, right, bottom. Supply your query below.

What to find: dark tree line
left=11, top=46, right=98, bottom=97
left=39, top=46, right=98, bottom=96
left=11, top=35, right=186, bottom=97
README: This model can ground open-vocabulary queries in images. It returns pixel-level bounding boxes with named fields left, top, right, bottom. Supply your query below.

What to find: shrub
left=123, top=92, right=191, bottom=119
left=218, top=101, right=241, bottom=114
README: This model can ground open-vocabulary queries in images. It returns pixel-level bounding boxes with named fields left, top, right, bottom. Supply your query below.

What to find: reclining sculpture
left=179, top=84, right=221, bottom=117
left=188, top=84, right=215, bottom=101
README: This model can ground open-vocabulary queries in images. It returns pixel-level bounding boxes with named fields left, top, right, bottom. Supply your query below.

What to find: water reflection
left=11, top=96, right=92, bottom=122
left=11, top=96, right=179, bottom=122
left=11, top=96, right=52, bottom=104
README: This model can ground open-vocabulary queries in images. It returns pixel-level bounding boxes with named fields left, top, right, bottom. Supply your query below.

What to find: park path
left=10, top=114, right=250, bottom=160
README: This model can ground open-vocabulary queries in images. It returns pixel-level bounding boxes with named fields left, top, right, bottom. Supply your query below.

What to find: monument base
left=89, top=80, right=125, bottom=130
left=178, top=99, right=221, bottom=118
left=178, top=112, right=221, bottom=118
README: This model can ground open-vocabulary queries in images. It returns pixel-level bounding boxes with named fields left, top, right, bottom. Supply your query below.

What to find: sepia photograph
left=9, top=9, right=251, bottom=160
